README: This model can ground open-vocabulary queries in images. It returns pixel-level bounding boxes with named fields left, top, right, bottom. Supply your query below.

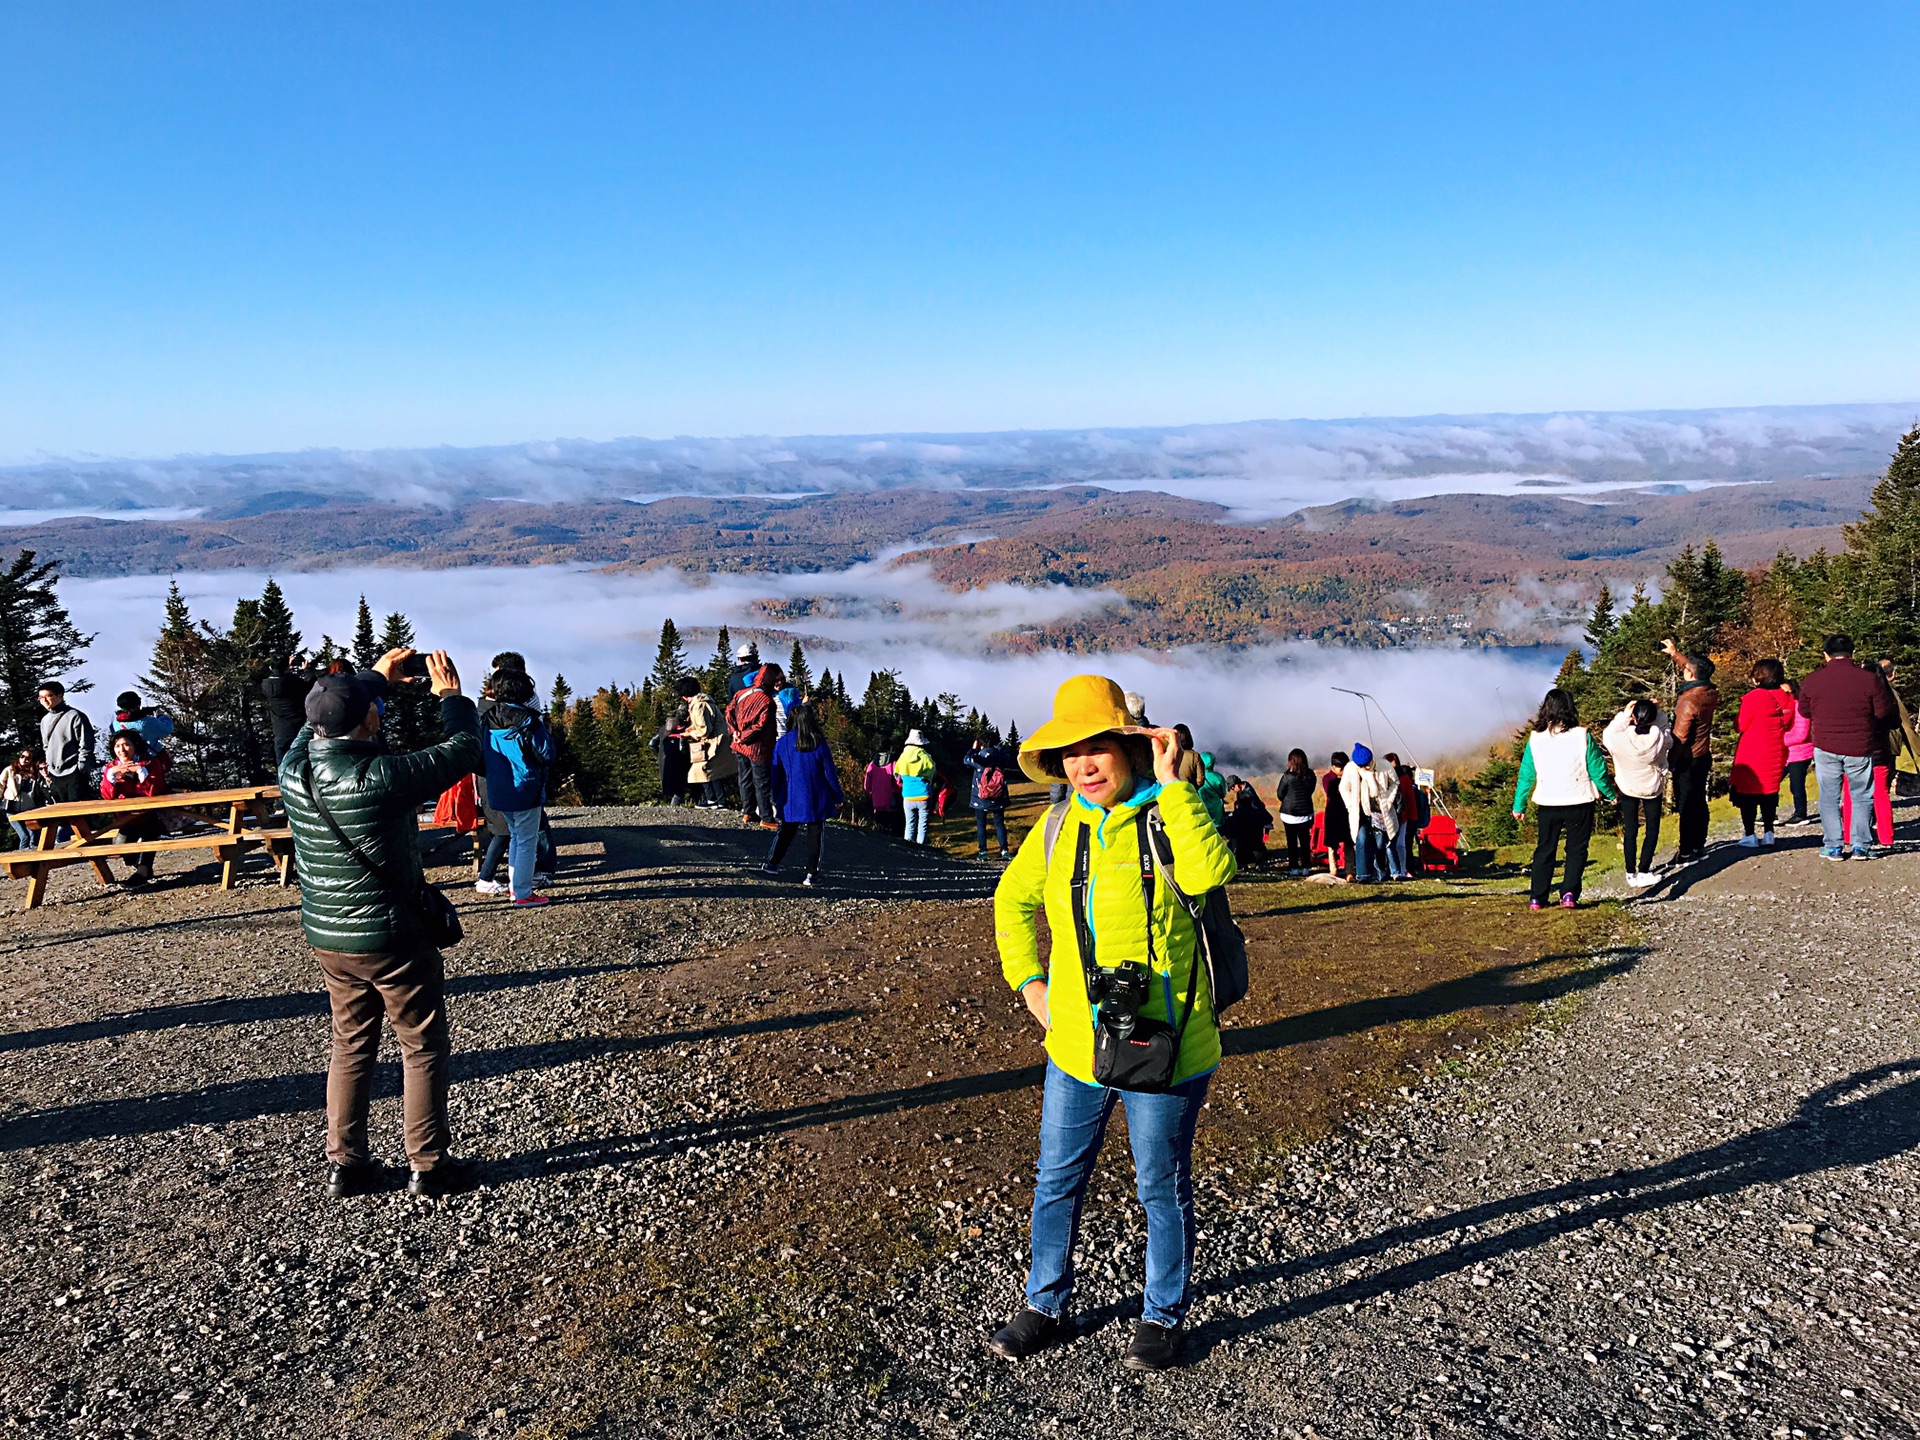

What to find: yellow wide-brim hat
left=1016, top=674, right=1154, bottom=783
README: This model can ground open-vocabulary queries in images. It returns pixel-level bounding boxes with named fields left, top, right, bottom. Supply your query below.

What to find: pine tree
left=787, top=639, right=813, bottom=695
left=142, top=582, right=223, bottom=784
left=256, top=578, right=302, bottom=663
left=1006, top=719, right=1021, bottom=750
left=352, top=597, right=377, bottom=670
left=705, top=626, right=734, bottom=701
left=217, top=597, right=273, bottom=783
left=649, top=618, right=690, bottom=693
left=377, top=611, right=440, bottom=753
left=1583, top=582, right=1617, bottom=652
left=0, top=550, right=94, bottom=756
left=1841, top=423, right=1920, bottom=689
left=550, top=673, right=573, bottom=722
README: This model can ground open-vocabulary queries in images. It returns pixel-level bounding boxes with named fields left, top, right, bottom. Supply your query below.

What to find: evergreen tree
left=787, top=639, right=813, bottom=695
left=256, top=578, right=302, bottom=662
left=649, top=618, right=690, bottom=692
left=1582, top=582, right=1617, bottom=652
left=1006, top=719, right=1021, bottom=751
left=141, top=583, right=223, bottom=784
left=0, top=550, right=94, bottom=756
left=551, top=673, right=573, bottom=722
left=377, top=611, right=440, bottom=753
left=351, top=597, right=378, bottom=669
left=217, top=596, right=273, bottom=783
left=705, top=626, right=735, bottom=701
left=1841, top=423, right=1920, bottom=690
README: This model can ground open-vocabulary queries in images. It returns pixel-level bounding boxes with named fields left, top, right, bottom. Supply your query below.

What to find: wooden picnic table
left=2, top=784, right=292, bottom=910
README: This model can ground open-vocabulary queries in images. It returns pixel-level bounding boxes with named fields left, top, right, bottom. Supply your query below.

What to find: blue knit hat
left=1351, top=742, right=1374, bottom=766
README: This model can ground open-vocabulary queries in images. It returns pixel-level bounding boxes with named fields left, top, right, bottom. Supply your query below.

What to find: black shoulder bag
left=1070, top=816, right=1198, bottom=1094
left=301, top=765, right=464, bottom=949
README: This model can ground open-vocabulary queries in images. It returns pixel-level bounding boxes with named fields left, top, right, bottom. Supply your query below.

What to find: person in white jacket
left=1601, top=698, right=1673, bottom=887
left=1512, top=688, right=1618, bottom=910
left=1339, top=743, right=1398, bottom=883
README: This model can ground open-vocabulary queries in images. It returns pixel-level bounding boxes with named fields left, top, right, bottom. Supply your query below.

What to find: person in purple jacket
left=760, top=703, right=844, bottom=887
left=1797, top=633, right=1895, bottom=860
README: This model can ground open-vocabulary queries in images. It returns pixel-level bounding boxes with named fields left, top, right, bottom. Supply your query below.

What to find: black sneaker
left=407, top=1159, right=480, bottom=1198
left=328, top=1163, right=380, bottom=1198
left=986, top=1307, right=1063, bottom=1360
left=1123, top=1320, right=1181, bottom=1371
left=757, top=863, right=780, bottom=878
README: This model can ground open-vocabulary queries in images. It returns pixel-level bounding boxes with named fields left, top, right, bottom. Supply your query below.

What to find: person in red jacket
left=1730, top=658, right=1794, bottom=848
left=1797, top=633, right=1895, bottom=860
left=100, top=730, right=171, bottom=885
left=725, top=663, right=783, bottom=829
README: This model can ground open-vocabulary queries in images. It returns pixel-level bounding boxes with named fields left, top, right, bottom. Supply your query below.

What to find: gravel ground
left=1, top=801, right=1914, bottom=1438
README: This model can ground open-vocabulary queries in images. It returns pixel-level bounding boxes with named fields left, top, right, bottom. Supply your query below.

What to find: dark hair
left=675, top=675, right=703, bottom=698
left=115, top=690, right=141, bottom=712
left=1033, top=732, right=1153, bottom=783
left=491, top=651, right=527, bottom=672
left=757, top=665, right=784, bottom=693
left=1750, top=658, right=1785, bottom=688
left=36, top=680, right=64, bottom=697
left=1631, top=698, right=1658, bottom=734
left=1286, top=748, right=1310, bottom=777
left=492, top=669, right=536, bottom=706
left=1783, top=677, right=1800, bottom=698
left=1823, top=632, right=1855, bottom=656
left=111, top=730, right=150, bottom=759
left=1686, top=653, right=1715, bottom=683
left=1383, top=751, right=1400, bottom=766
left=1172, top=723, right=1195, bottom=748
left=1330, top=750, right=1349, bottom=768
left=790, top=703, right=824, bottom=752
left=1532, top=687, right=1579, bottom=732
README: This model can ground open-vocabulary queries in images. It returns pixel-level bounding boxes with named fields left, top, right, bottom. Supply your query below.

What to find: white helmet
left=734, top=643, right=758, bottom=663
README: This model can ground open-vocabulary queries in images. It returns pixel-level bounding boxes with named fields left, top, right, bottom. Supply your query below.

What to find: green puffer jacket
left=280, top=695, right=482, bottom=954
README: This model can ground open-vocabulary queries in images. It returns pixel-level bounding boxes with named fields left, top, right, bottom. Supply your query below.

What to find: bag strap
left=1041, top=798, right=1070, bottom=863
left=1136, top=809, right=1200, bottom=1040
left=300, top=762, right=437, bottom=928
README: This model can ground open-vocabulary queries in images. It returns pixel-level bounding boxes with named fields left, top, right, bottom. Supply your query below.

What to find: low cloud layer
left=59, top=562, right=1557, bottom=770
left=9, top=402, right=1911, bottom=522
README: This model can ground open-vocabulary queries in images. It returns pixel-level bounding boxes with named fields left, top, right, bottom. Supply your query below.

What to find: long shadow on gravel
left=1181, top=1058, right=1920, bottom=1359
left=495, top=949, right=1644, bottom=1181
left=0, top=1007, right=859, bottom=1152
left=0, top=959, right=676, bottom=1054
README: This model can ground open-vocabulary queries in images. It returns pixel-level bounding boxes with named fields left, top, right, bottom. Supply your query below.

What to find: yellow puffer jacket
left=995, top=779, right=1236, bottom=1086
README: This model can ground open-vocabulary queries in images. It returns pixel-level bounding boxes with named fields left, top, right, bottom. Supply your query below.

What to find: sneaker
left=1849, top=849, right=1872, bottom=862
left=741, top=814, right=757, bottom=826
left=1760, top=832, right=1776, bottom=847
left=474, top=879, right=507, bottom=895
left=986, top=1307, right=1063, bottom=1361
left=1819, top=846, right=1847, bottom=861
left=1528, top=899, right=1544, bottom=911
left=757, top=864, right=780, bottom=878
left=1560, top=893, right=1578, bottom=909
left=801, top=874, right=816, bottom=888
left=533, top=872, right=554, bottom=889
left=1738, top=834, right=1760, bottom=849
left=999, top=851, right=1012, bottom=861
left=1122, top=1320, right=1181, bottom=1372
left=759, top=821, right=780, bottom=831
left=1626, top=871, right=1657, bottom=888
left=511, top=894, right=552, bottom=908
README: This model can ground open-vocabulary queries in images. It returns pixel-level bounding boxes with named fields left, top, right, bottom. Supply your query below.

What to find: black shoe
left=757, top=863, right=780, bottom=878
left=407, top=1159, right=480, bottom=1197
left=1123, top=1320, right=1181, bottom=1371
left=328, top=1163, right=380, bottom=1198
left=987, top=1307, right=1063, bottom=1360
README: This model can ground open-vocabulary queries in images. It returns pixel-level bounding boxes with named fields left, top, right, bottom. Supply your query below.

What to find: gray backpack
left=1041, top=800, right=1250, bottom=1015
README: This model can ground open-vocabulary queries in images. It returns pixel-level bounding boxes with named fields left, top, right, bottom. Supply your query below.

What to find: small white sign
left=1414, top=767, right=1435, bottom=788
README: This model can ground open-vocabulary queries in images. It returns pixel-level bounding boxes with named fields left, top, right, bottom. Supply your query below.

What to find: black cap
left=305, top=670, right=388, bottom=736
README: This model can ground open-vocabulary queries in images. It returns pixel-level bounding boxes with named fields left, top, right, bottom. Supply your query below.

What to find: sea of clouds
left=7, top=402, right=1912, bottom=523
left=58, top=562, right=1559, bottom=770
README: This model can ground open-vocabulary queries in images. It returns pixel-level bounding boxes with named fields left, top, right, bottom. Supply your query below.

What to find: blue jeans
left=1353, top=822, right=1384, bottom=881
left=504, top=807, right=541, bottom=900
left=903, top=799, right=929, bottom=845
left=1025, top=1060, right=1213, bottom=1329
left=1388, top=825, right=1412, bottom=879
left=1815, top=749, right=1875, bottom=852
left=7, top=818, right=30, bottom=849
left=974, top=805, right=1008, bottom=854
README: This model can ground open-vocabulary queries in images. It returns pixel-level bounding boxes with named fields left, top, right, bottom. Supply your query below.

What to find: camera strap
left=1066, top=811, right=1198, bottom=1040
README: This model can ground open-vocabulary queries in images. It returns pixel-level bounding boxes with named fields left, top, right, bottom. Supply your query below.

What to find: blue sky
left=3, top=3, right=1917, bottom=460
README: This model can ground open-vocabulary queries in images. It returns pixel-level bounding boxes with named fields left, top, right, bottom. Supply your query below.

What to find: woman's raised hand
left=1148, top=727, right=1181, bottom=786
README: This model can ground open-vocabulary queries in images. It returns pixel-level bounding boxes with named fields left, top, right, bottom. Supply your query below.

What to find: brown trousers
left=312, top=945, right=453, bottom=1171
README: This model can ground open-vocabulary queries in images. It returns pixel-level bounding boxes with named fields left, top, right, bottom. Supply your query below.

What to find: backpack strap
left=1040, top=798, right=1070, bottom=863
left=1135, top=808, right=1200, bottom=1041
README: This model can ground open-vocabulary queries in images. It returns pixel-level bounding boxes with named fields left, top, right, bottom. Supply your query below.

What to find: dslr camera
left=1087, top=962, right=1152, bottom=1040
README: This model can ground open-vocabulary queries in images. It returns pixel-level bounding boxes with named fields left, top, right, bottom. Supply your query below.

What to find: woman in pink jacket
left=1730, top=658, right=1794, bottom=847
left=1780, top=678, right=1814, bottom=825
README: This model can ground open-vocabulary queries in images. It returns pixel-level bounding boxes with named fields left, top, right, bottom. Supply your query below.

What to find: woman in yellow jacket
left=987, top=675, right=1236, bottom=1372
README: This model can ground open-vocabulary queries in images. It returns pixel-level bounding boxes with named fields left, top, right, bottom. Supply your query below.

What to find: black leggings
left=1529, top=802, right=1595, bottom=904
left=1283, top=820, right=1313, bottom=869
left=1785, top=760, right=1810, bottom=818
left=1618, top=794, right=1662, bottom=872
left=767, top=821, right=825, bottom=875
left=1735, top=792, right=1778, bottom=835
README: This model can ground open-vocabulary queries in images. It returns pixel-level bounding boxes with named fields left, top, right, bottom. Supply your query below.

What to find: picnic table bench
left=2, top=785, right=292, bottom=910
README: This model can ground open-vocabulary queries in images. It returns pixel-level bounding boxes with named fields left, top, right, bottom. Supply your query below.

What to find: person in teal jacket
left=1511, top=687, right=1617, bottom=910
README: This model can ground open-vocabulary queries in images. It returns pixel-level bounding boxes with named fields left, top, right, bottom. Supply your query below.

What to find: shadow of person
left=1180, top=1058, right=1920, bottom=1359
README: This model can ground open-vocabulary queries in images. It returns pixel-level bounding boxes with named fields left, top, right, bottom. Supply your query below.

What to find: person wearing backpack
left=480, top=669, right=557, bottom=908
left=965, top=736, right=1014, bottom=859
left=760, top=702, right=844, bottom=887
left=987, top=674, right=1237, bottom=1374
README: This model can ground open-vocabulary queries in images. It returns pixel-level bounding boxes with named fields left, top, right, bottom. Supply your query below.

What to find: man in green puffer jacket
left=280, top=647, right=482, bottom=1200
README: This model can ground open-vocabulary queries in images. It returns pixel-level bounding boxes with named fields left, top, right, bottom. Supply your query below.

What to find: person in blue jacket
left=480, top=669, right=557, bottom=908
left=761, top=703, right=844, bottom=887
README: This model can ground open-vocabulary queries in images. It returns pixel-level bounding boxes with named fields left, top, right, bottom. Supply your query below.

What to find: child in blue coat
left=481, top=670, right=556, bottom=907
left=762, top=704, right=844, bottom=887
